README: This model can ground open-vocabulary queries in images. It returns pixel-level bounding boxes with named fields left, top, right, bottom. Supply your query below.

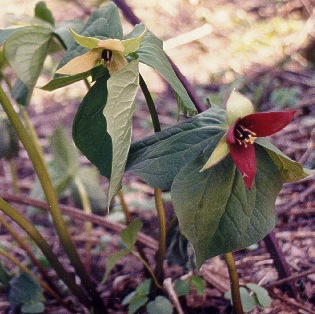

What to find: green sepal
left=256, top=138, right=312, bottom=182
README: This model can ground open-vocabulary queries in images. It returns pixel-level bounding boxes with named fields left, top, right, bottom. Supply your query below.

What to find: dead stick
left=0, top=193, right=158, bottom=251
left=263, top=231, right=298, bottom=297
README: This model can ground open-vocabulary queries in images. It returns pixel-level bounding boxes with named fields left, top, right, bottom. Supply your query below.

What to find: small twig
left=263, top=231, right=298, bottom=297
left=0, top=193, right=158, bottom=251
left=269, top=291, right=315, bottom=314
left=265, top=268, right=315, bottom=289
left=164, top=278, right=184, bottom=314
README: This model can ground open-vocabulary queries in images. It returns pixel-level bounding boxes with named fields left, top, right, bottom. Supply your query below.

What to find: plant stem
left=139, top=74, right=161, bottom=133
left=153, top=187, right=167, bottom=286
left=139, top=76, right=166, bottom=288
left=131, top=250, right=163, bottom=290
left=224, top=253, right=244, bottom=314
left=8, top=159, right=20, bottom=194
left=21, top=109, right=44, bottom=158
left=0, top=248, right=76, bottom=313
left=118, top=189, right=131, bottom=224
left=74, top=177, right=92, bottom=275
left=0, top=85, right=106, bottom=312
left=0, top=197, right=91, bottom=308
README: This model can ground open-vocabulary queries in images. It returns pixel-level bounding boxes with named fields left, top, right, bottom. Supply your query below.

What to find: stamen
left=234, top=124, right=257, bottom=146
left=101, top=49, right=113, bottom=64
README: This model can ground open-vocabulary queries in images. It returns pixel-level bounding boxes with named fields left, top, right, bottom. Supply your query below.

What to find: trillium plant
left=0, top=2, right=312, bottom=313
left=200, top=91, right=296, bottom=189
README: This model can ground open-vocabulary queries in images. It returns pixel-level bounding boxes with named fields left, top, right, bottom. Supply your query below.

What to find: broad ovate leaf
left=171, top=145, right=283, bottom=267
left=256, top=138, right=312, bottom=182
left=135, top=29, right=196, bottom=113
left=120, top=218, right=143, bottom=250
left=72, top=72, right=112, bottom=178
left=3, top=25, right=52, bottom=104
left=226, top=90, right=254, bottom=126
left=126, top=106, right=227, bottom=190
left=104, top=60, right=139, bottom=206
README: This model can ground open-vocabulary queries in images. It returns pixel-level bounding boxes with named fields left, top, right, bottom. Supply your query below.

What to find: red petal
left=226, top=119, right=240, bottom=145
left=240, top=111, right=296, bottom=137
left=229, top=142, right=256, bottom=189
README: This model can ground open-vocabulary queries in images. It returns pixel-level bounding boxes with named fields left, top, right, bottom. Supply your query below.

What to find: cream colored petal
left=107, top=53, right=128, bottom=75
left=226, top=90, right=254, bottom=126
left=200, top=135, right=229, bottom=172
left=56, top=50, right=100, bottom=75
left=98, top=39, right=124, bottom=52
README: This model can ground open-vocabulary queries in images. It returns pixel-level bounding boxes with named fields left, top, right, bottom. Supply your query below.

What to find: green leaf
left=70, top=167, right=107, bottom=213
left=35, top=1, right=55, bottom=26
left=126, top=106, right=227, bottom=189
left=8, top=272, right=44, bottom=307
left=104, top=60, right=139, bottom=205
left=11, top=79, right=29, bottom=106
left=171, top=145, right=283, bottom=266
left=128, top=295, right=149, bottom=314
left=0, top=262, right=11, bottom=286
left=50, top=126, right=81, bottom=176
left=146, top=296, right=173, bottom=314
left=190, top=275, right=206, bottom=295
left=136, top=30, right=196, bottom=113
left=58, top=3, right=123, bottom=70
left=120, top=219, right=143, bottom=250
left=53, top=20, right=84, bottom=49
left=30, top=126, right=81, bottom=202
left=256, top=138, right=312, bottom=182
left=0, top=117, right=19, bottom=160
left=72, top=72, right=112, bottom=178
left=41, top=70, right=91, bottom=91
left=3, top=25, right=52, bottom=104
left=0, top=28, right=22, bottom=45
left=21, top=302, right=45, bottom=313
left=246, top=283, right=271, bottom=308
left=135, top=279, right=151, bottom=296
left=102, top=249, right=129, bottom=284
left=174, top=279, right=190, bottom=297
left=225, top=287, right=256, bottom=312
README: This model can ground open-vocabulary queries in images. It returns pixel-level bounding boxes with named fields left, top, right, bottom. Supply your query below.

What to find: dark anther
left=101, top=49, right=112, bottom=63
left=235, top=125, right=251, bottom=141
left=234, top=124, right=257, bottom=146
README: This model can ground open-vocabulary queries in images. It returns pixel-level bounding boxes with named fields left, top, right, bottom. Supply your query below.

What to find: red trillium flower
left=200, top=91, right=296, bottom=189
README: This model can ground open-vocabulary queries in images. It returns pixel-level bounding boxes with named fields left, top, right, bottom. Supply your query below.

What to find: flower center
left=101, top=49, right=113, bottom=64
left=234, top=124, right=257, bottom=147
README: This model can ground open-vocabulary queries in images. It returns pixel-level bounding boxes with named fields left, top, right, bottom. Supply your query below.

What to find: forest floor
left=0, top=0, right=314, bottom=313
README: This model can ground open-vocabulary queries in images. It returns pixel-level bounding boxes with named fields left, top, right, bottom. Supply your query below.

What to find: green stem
left=118, top=189, right=131, bottom=224
left=0, top=197, right=91, bottom=308
left=139, top=74, right=161, bottom=133
left=224, top=253, right=244, bottom=314
left=74, top=177, right=92, bottom=275
left=153, top=187, right=166, bottom=286
left=20, top=109, right=45, bottom=158
left=140, top=76, right=166, bottom=289
left=131, top=250, right=163, bottom=290
left=0, top=85, right=105, bottom=311
left=8, top=159, right=20, bottom=194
